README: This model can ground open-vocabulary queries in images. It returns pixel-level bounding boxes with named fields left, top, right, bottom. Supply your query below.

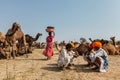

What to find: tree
left=80, top=37, right=87, bottom=43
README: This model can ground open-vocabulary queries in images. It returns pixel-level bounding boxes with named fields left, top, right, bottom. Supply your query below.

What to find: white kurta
left=57, top=49, right=75, bottom=67
left=90, top=48, right=108, bottom=72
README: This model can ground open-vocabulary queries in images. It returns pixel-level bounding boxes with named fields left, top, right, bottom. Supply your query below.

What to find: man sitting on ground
left=90, top=41, right=108, bottom=72
left=57, top=43, right=78, bottom=70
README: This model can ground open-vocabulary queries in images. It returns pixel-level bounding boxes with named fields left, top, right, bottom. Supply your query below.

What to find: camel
left=6, top=22, right=27, bottom=59
left=32, top=42, right=41, bottom=49
left=25, top=33, right=42, bottom=53
left=89, top=37, right=119, bottom=55
left=0, top=32, right=6, bottom=43
left=76, top=43, right=90, bottom=55
left=110, top=36, right=117, bottom=46
left=109, top=36, right=120, bottom=55
left=0, top=32, right=11, bottom=59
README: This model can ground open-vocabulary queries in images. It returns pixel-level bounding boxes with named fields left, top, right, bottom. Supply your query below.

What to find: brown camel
left=6, top=22, right=27, bottom=58
left=25, top=33, right=42, bottom=53
left=109, top=36, right=120, bottom=55
left=0, top=32, right=11, bottom=59
left=0, top=32, right=6, bottom=43
left=89, top=37, right=119, bottom=55
left=76, top=43, right=90, bottom=55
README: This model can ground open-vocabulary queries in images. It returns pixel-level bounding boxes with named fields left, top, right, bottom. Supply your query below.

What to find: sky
left=0, top=0, right=120, bottom=43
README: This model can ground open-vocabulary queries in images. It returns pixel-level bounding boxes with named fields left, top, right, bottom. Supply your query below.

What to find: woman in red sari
left=43, top=31, right=55, bottom=59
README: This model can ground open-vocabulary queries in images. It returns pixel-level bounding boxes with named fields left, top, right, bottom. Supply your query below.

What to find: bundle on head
left=46, top=26, right=54, bottom=32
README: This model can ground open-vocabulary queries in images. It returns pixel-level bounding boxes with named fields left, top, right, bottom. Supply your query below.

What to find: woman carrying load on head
left=43, top=27, right=55, bottom=60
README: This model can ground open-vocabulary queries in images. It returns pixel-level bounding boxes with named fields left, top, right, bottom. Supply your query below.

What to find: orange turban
left=92, top=41, right=102, bottom=48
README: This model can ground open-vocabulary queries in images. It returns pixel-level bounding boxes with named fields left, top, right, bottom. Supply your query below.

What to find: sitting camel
left=6, top=22, right=27, bottom=59
left=0, top=32, right=11, bottom=59
left=89, top=38, right=119, bottom=55
left=110, top=36, right=120, bottom=55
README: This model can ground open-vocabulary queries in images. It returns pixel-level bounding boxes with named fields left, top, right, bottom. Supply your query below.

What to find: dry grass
left=0, top=49, right=120, bottom=80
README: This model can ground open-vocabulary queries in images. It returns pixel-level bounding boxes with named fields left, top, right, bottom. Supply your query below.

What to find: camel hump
left=0, top=32, right=2, bottom=36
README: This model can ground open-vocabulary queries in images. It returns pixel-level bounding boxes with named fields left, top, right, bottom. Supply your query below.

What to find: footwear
left=100, top=69, right=107, bottom=72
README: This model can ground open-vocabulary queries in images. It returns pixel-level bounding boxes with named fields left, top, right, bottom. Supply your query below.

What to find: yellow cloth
left=70, top=42, right=74, bottom=48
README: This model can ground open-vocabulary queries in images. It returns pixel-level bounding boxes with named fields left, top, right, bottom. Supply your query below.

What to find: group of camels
left=55, top=36, right=120, bottom=56
left=0, top=22, right=42, bottom=59
left=0, top=22, right=120, bottom=59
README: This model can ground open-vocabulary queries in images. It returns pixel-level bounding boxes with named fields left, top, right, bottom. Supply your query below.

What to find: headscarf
left=70, top=42, right=74, bottom=48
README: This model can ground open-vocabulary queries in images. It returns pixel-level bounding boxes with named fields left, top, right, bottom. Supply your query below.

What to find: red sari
left=43, top=36, right=54, bottom=59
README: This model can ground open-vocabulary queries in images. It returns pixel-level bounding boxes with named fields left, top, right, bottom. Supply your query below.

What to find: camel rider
left=90, top=41, right=108, bottom=72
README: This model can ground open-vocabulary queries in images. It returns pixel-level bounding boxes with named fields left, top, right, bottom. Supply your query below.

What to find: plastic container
left=45, top=26, right=54, bottom=32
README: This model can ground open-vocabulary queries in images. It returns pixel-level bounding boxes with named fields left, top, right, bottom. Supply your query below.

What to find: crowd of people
left=42, top=29, right=108, bottom=73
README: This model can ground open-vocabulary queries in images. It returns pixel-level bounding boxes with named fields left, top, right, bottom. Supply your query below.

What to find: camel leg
left=9, top=46, right=13, bottom=59
left=11, top=50, right=16, bottom=59
left=23, top=35, right=28, bottom=58
left=12, top=45, right=17, bottom=59
left=5, top=52, right=10, bottom=59
left=27, top=46, right=32, bottom=53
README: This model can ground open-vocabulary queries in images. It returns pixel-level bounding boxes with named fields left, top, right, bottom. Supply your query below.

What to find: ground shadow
left=47, top=63, right=58, bottom=66
left=9, top=58, right=48, bottom=61
left=41, top=63, right=61, bottom=72
left=41, top=66, right=61, bottom=72
left=75, top=64, right=99, bottom=73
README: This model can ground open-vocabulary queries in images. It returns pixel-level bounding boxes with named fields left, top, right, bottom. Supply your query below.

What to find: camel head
left=32, top=33, right=42, bottom=41
left=110, top=36, right=115, bottom=41
left=110, top=36, right=116, bottom=46
left=37, top=33, right=42, bottom=36
left=6, top=22, right=21, bottom=36
left=100, top=39, right=109, bottom=45
left=12, top=22, right=21, bottom=30
left=89, top=38, right=93, bottom=42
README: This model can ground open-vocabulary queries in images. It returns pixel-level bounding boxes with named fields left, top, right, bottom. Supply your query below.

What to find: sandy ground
left=0, top=49, right=120, bottom=80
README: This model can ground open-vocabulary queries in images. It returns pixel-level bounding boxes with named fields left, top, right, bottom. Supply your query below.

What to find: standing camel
left=25, top=33, right=42, bottom=53
left=6, top=22, right=27, bottom=59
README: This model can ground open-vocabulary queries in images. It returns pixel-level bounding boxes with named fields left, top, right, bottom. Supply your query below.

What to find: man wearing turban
left=90, top=41, right=108, bottom=72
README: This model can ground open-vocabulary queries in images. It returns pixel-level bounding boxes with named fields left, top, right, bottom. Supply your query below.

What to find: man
left=90, top=41, right=108, bottom=72
left=57, top=43, right=77, bottom=70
